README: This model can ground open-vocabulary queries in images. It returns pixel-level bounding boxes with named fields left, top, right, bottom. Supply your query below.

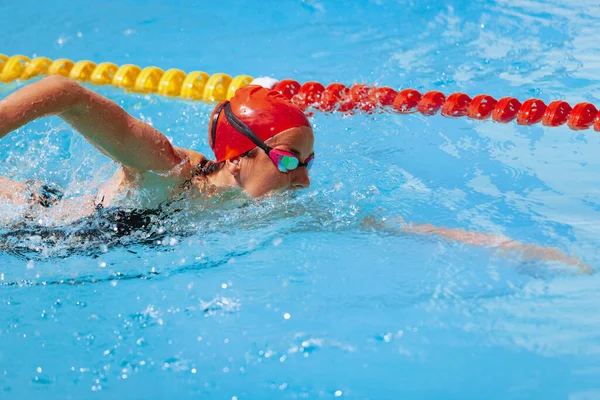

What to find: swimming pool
left=2, top=0, right=600, bottom=398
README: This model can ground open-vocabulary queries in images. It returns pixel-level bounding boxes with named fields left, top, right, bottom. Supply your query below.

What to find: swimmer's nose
left=291, top=167, right=310, bottom=189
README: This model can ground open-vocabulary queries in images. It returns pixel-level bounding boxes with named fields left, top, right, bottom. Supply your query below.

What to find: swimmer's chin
left=258, top=189, right=301, bottom=201
left=212, top=185, right=300, bottom=202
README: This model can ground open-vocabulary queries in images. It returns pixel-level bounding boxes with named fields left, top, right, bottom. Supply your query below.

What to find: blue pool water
left=2, top=0, right=600, bottom=398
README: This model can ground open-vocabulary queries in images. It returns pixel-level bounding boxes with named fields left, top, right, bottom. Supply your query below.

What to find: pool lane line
left=1, top=54, right=598, bottom=131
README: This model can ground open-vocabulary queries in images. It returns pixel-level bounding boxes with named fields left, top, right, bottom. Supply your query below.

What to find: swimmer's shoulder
left=119, top=147, right=208, bottom=183
left=172, top=147, right=216, bottom=179
left=174, top=147, right=208, bottom=168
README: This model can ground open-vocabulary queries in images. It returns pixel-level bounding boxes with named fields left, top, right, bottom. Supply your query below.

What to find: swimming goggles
left=212, top=101, right=314, bottom=173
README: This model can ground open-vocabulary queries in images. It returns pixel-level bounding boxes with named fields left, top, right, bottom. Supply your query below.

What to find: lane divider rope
left=1, top=54, right=598, bottom=131
left=0, top=54, right=253, bottom=102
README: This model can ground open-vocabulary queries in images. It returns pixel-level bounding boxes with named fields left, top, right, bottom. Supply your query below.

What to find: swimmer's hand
left=0, top=75, right=198, bottom=176
left=362, top=216, right=593, bottom=275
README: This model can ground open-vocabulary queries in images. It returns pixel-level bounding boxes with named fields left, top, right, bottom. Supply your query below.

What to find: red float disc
left=467, top=94, right=497, bottom=120
left=392, top=89, right=422, bottom=114
left=542, top=100, right=572, bottom=127
left=417, top=91, right=445, bottom=116
left=319, top=83, right=348, bottom=112
left=370, top=87, right=397, bottom=108
left=347, top=84, right=375, bottom=112
left=492, top=97, right=522, bottom=123
left=594, top=111, right=600, bottom=132
left=517, top=99, right=547, bottom=125
left=272, top=79, right=301, bottom=100
left=292, top=81, right=325, bottom=110
left=441, top=92, right=472, bottom=117
left=568, top=102, right=598, bottom=130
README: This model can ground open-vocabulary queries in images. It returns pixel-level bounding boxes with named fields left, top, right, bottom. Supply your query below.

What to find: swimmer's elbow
left=41, top=74, right=80, bottom=91
left=39, top=75, right=84, bottom=114
left=0, top=75, right=86, bottom=138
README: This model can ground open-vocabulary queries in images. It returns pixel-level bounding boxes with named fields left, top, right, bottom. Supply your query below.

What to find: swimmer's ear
left=225, top=157, right=242, bottom=175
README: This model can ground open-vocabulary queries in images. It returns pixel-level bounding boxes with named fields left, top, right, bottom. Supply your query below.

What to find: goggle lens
left=270, top=151, right=315, bottom=173
left=305, top=156, right=314, bottom=172
left=277, top=155, right=299, bottom=172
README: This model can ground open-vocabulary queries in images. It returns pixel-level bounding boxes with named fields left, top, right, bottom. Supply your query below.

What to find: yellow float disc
left=21, top=57, right=53, bottom=80
left=180, top=71, right=210, bottom=101
left=133, top=66, right=164, bottom=94
left=226, top=75, right=254, bottom=100
left=47, top=59, right=75, bottom=77
left=157, top=69, right=187, bottom=97
left=69, top=60, right=97, bottom=82
left=112, top=64, right=142, bottom=89
left=0, top=54, right=9, bottom=75
left=0, top=55, right=30, bottom=83
left=90, top=62, right=118, bottom=85
left=203, top=73, right=232, bottom=102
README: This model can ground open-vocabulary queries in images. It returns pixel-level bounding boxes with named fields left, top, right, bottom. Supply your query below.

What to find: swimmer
left=0, top=75, right=592, bottom=272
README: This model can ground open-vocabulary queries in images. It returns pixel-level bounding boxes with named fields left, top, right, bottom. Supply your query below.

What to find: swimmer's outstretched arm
left=364, top=217, right=592, bottom=274
left=0, top=75, right=194, bottom=174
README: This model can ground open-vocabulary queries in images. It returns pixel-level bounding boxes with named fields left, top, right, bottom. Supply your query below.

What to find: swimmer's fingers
left=578, top=264, right=595, bottom=275
left=494, top=242, right=594, bottom=275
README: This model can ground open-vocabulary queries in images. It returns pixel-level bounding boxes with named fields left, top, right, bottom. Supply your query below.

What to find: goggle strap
left=299, top=155, right=314, bottom=167
left=224, top=103, right=272, bottom=155
left=211, top=101, right=228, bottom=148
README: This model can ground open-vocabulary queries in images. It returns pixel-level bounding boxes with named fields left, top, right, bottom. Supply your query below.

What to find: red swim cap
left=209, top=85, right=311, bottom=162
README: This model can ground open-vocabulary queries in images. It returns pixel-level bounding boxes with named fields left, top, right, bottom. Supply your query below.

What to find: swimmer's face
left=236, top=126, right=315, bottom=198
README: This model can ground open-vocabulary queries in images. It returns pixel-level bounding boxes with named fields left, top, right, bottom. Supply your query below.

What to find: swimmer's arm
left=0, top=75, right=189, bottom=174
left=366, top=217, right=592, bottom=274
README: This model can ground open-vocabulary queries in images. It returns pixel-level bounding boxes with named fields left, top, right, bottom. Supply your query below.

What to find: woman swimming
left=0, top=75, right=592, bottom=272
left=0, top=76, right=313, bottom=210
